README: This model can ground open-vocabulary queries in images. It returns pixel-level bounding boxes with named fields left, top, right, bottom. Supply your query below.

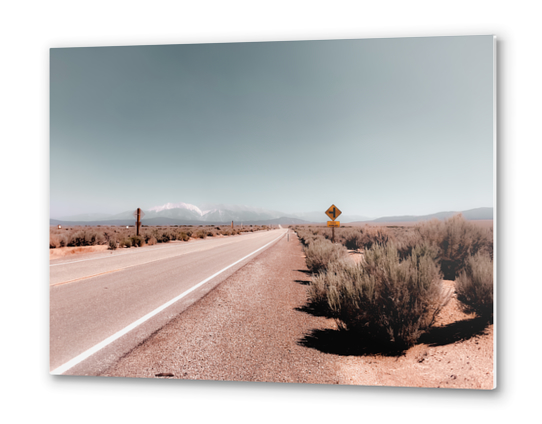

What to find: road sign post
left=325, top=204, right=342, bottom=243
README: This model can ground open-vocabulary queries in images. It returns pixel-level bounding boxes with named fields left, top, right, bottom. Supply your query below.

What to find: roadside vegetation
left=50, top=224, right=273, bottom=250
left=294, top=214, right=494, bottom=351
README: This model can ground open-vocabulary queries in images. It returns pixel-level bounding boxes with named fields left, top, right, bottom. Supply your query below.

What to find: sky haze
left=50, top=36, right=494, bottom=219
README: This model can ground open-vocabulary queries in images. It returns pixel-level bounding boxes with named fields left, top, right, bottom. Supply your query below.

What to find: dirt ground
left=100, top=234, right=494, bottom=389
left=335, top=277, right=494, bottom=389
left=49, top=245, right=110, bottom=259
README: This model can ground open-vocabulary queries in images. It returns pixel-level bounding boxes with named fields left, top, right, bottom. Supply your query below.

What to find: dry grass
left=50, top=224, right=272, bottom=254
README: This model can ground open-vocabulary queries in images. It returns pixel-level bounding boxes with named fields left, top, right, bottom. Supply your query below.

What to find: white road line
left=50, top=229, right=286, bottom=375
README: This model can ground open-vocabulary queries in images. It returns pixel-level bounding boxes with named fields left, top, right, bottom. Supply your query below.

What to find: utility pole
left=136, top=208, right=142, bottom=236
left=133, top=208, right=145, bottom=236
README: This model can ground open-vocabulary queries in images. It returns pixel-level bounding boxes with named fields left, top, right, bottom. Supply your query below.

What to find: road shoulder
left=101, top=233, right=340, bottom=384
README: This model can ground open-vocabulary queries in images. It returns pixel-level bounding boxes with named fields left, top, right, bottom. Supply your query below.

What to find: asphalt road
left=50, top=229, right=287, bottom=375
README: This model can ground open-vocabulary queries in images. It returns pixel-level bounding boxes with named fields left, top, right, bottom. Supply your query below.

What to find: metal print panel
left=50, top=35, right=496, bottom=389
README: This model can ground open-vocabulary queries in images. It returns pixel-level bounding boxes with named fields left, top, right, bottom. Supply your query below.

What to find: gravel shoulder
left=101, top=234, right=494, bottom=389
left=101, top=233, right=340, bottom=384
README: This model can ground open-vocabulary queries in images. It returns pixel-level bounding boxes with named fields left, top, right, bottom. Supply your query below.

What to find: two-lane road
left=50, top=228, right=287, bottom=375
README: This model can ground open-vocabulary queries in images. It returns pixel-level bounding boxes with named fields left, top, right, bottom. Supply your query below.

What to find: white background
left=1, top=1, right=540, bottom=422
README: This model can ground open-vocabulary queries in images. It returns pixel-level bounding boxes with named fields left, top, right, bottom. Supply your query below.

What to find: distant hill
left=50, top=216, right=310, bottom=227
left=288, top=211, right=373, bottom=223
left=369, top=207, right=493, bottom=223
left=51, top=202, right=493, bottom=227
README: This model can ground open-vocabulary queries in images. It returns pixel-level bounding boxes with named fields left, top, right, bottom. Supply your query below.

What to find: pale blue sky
left=50, top=35, right=494, bottom=219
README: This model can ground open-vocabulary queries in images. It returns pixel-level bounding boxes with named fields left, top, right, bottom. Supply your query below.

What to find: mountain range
left=51, top=202, right=493, bottom=226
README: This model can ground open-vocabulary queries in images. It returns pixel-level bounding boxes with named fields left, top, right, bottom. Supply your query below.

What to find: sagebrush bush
left=119, top=238, right=132, bottom=248
left=455, top=252, right=494, bottom=321
left=308, top=258, right=359, bottom=315
left=297, top=226, right=393, bottom=251
left=108, top=238, right=117, bottom=250
left=312, top=243, right=450, bottom=348
left=339, top=228, right=364, bottom=250
left=175, top=231, right=189, bottom=241
left=394, top=228, right=424, bottom=260
left=416, top=215, right=493, bottom=279
left=158, top=230, right=172, bottom=243
left=67, top=229, right=105, bottom=246
left=49, top=234, right=67, bottom=248
left=130, top=235, right=144, bottom=247
left=304, top=239, right=348, bottom=273
left=360, top=226, right=391, bottom=249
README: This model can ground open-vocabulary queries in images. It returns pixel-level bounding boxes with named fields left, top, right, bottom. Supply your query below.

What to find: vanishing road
left=50, top=228, right=287, bottom=376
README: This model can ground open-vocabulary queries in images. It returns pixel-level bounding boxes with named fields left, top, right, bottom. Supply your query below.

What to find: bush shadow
left=298, top=328, right=407, bottom=357
left=297, top=304, right=491, bottom=357
left=295, top=303, right=332, bottom=318
left=418, top=316, right=491, bottom=346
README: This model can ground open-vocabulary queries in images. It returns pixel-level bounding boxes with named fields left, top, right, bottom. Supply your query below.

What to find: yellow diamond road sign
left=325, top=204, right=342, bottom=221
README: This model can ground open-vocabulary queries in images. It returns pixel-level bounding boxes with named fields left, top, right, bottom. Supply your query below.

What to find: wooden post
left=332, top=226, right=335, bottom=243
left=231, top=220, right=233, bottom=229
left=136, top=208, right=141, bottom=236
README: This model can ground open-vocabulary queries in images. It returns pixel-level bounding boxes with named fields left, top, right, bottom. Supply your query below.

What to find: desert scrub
left=159, top=230, right=172, bottom=243
left=394, top=228, right=425, bottom=260
left=304, top=238, right=348, bottom=273
left=296, top=229, right=326, bottom=247
left=318, top=243, right=450, bottom=348
left=307, top=258, right=358, bottom=316
left=49, top=234, right=67, bottom=248
left=129, top=235, right=144, bottom=247
left=195, top=229, right=207, bottom=239
left=416, top=215, right=493, bottom=279
left=336, top=228, right=364, bottom=250
left=108, top=238, right=118, bottom=250
left=320, top=226, right=392, bottom=250
left=119, top=238, right=132, bottom=248
left=67, top=229, right=105, bottom=246
left=455, top=252, right=494, bottom=321
left=175, top=231, right=190, bottom=241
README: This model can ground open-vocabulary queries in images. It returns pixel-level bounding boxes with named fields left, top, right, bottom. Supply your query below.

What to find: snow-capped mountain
left=57, top=202, right=370, bottom=224
left=149, top=202, right=204, bottom=216
left=197, top=203, right=284, bottom=222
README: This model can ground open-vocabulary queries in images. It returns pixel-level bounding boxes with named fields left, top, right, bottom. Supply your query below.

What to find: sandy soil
left=101, top=235, right=494, bottom=389
left=335, top=279, right=494, bottom=389
left=49, top=245, right=110, bottom=259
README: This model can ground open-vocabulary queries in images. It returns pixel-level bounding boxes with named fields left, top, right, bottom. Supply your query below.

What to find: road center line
left=50, top=229, right=286, bottom=375
left=51, top=236, right=259, bottom=286
left=51, top=268, right=124, bottom=287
